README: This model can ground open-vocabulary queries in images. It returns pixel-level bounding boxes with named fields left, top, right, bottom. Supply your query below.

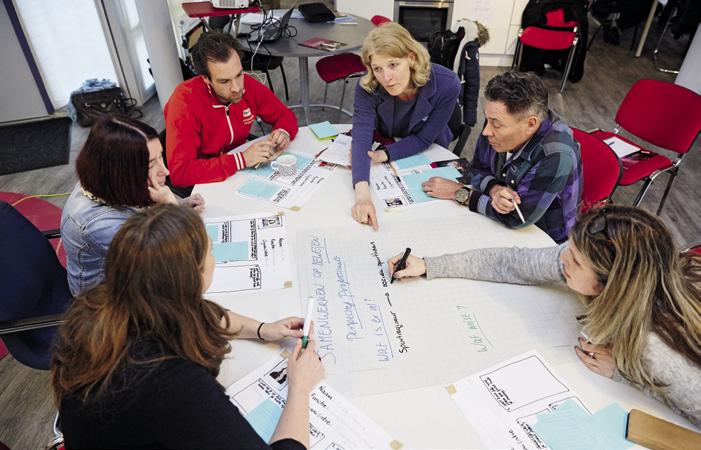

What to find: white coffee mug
left=270, top=154, right=297, bottom=177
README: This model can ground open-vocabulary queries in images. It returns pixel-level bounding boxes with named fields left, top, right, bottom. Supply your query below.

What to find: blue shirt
left=60, top=184, right=136, bottom=295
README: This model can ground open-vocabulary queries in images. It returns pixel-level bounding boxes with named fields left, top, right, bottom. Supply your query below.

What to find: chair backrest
left=616, top=79, right=701, bottom=155
left=371, top=15, right=391, bottom=26
left=572, top=128, right=622, bottom=213
left=0, top=201, right=72, bottom=370
left=544, top=8, right=577, bottom=28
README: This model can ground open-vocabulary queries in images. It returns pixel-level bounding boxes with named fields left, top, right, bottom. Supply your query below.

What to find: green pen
left=301, top=296, right=315, bottom=349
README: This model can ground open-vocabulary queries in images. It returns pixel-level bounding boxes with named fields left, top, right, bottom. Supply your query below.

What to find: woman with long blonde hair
left=52, top=204, right=323, bottom=449
left=389, top=205, right=701, bottom=425
left=351, top=22, right=461, bottom=230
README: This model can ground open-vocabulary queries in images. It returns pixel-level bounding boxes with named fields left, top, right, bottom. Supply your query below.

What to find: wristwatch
left=455, top=187, right=471, bottom=205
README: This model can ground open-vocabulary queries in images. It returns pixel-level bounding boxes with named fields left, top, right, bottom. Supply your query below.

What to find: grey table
left=237, top=16, right=374, bottom=124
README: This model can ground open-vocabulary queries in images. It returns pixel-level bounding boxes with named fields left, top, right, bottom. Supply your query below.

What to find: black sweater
left=60, top=354, right=305, bottom=450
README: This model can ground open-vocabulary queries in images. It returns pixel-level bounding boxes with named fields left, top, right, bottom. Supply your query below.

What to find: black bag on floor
left=70, top=87, right=142, bottom=127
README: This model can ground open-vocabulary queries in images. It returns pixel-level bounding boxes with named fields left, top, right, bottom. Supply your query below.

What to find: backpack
left=427, top=29, right=464, bottom=69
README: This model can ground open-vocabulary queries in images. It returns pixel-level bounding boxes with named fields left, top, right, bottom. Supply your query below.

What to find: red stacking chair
left=683, top=242, right=701, bottom=255
left=512, top=8, right=579, bottom=93
left=590, top=79, right=701, bottom=215
left=315, top=15, right=391, bottom=114
left=371, top=14, right=391, bottom=27
left=571, top=128, right=622, bottom=213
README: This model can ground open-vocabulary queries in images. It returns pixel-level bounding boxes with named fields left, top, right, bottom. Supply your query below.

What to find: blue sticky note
left=239, top=179, right=281, bottom=200
left=309, top=121, right=338, bottom=139
left=212, top=242, right=249, bottom=262
left=532, top=400, right=632, bottom=450
left=590, top=403, right=632, bottom=450
left=255, top=153, right=313, bottom=177
left=205, top=224, right=219, bottom=241
left=244, top=398, right=283, bottom=442
left=393, top=153, right=432, bottom=170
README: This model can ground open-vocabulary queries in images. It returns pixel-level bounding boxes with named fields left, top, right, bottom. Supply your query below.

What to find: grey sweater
left=424, top=245, right=701, bottom=427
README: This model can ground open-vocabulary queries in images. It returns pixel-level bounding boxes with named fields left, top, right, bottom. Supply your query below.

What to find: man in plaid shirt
left=423, top=72, right=581, bottom=243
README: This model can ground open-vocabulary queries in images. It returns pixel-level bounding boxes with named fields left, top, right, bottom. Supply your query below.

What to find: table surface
left=236, top=14, right=374, bottom=58
left=193, top=125, right=693, bottom=448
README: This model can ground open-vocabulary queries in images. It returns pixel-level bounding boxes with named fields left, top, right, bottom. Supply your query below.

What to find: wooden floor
left=0, top=20, right=697, bottom=449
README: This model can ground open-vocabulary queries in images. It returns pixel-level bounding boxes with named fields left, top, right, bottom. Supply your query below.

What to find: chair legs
left=559, top=41, right=578, bottom=93
left=511, top=38, right=523, bottom=71
left=322, top=83, right=329, bottom=110
left=656, top=168, right=678, bottom=215
left=279, top=65, right=289, bottom=101
left=632, top=167, right=679, bottom=215
left=339, top=79, right=348, bottom=112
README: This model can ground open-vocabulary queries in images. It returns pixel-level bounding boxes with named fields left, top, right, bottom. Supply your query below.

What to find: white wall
left=336, top=0, right=394, bottom=25
left=336, top=0, right=527, bottom=67
left=0, top=2, right=48, bottom=122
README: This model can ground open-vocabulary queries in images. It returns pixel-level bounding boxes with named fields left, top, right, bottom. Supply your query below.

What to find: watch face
left=456, top=188, right=469, bottom=204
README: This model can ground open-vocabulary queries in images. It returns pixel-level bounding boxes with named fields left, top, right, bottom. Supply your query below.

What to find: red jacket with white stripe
left=164, top=74, right=298, bottom=187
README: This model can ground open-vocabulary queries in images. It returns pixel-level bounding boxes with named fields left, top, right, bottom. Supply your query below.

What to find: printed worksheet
left=204, top=213, right=292, bottom=294
left=449, top=350, right=591, bottom=450
left=237, top=152, right=336, bottom=210
left=369, top=146, right=464, bottom=210
left=227, top=354, right=402, bottom=449
left=296, top=217, right=583, bottom=397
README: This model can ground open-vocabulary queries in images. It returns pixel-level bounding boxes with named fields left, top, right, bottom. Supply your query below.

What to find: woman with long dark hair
left=52, top=205, right=324, bottom=449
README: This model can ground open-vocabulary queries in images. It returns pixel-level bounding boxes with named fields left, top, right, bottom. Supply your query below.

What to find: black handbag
left=70, top=87, right=142, bottom=127
left=298, top=3, right=335, bottom=23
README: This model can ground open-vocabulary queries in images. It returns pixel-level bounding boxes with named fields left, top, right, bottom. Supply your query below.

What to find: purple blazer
left=351, top=63, right=461, bottom=186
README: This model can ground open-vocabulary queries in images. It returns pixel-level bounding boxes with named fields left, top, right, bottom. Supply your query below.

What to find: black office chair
left=0, top=201, right=70, bottom=450
left=448, top=102, right=470, bottom=157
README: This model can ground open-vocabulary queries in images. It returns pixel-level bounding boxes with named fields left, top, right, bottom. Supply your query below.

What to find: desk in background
left=193, top=125, right=694, bottom=448
left=236, top=16, right=374, bottom=124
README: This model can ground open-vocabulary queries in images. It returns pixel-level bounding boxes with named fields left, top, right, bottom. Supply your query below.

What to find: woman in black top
left=51, top=204, right=324, bottom=449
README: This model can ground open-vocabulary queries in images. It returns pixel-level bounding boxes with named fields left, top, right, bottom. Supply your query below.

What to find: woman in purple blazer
left=351, top=22, right=461, bottom=229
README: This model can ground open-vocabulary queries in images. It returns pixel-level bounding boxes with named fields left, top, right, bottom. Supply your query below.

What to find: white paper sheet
left=449, top=350, right=591, bottom=450
left=369, top=145, right=466, bottom=211
left=226, top=354, right=401, bottom=449
left=237, top=152, right=336, bottom=210
left=295, top=218, right=584, bottom=397
left=603, top=136, right=640, bottom=158
left=318, top=134, right=352, bottom=166
left=205, top=213, right=292, bottom=294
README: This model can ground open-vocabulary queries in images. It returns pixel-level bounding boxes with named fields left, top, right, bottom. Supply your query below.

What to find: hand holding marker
left=390, top=247, right=412, bottom=284
left=302, top=296, right=315, bottom=349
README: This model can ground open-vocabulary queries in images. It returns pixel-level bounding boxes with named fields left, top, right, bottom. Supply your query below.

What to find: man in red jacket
left=164, top=32, right=298, bottom=187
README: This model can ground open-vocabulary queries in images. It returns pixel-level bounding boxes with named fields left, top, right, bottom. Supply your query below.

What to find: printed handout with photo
left=205, top=213, right=292, bottom=294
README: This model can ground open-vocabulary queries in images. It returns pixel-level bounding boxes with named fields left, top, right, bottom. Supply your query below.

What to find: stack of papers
left=603, top=136, right=640, bottom=158
left=309, top=121, right=339, bottom=140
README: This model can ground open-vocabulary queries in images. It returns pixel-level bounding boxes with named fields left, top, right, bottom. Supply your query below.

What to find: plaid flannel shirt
left=467, top=112, right=582, bottom=243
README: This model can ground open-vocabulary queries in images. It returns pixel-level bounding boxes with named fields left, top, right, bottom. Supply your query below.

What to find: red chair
left=0, top=192, right=66, bottom=267
left=512, top=8, right=579, bottom=93
left=683, top=242, right=701, bottom=255
left=371, top=14, right=391, bottom=26
left=315, top=15, right=391, bottom=114
left=590, top=79, right=701, bottom=215
left=572, top=128, right=622, bottom=213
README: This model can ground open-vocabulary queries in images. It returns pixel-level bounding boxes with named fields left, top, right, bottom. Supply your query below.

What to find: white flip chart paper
left=296, top=217, right=584, bottom=397
left=449, top=350, right=591, bottom=450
